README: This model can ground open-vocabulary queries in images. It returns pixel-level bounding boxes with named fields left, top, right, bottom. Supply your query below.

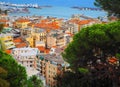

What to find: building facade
left=12, top=47, right=40, bottom=69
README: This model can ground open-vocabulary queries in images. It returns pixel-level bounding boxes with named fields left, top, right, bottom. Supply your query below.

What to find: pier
left=0, top=1, right=40, bottom=8
left=72, top=6, right=103, bottom=11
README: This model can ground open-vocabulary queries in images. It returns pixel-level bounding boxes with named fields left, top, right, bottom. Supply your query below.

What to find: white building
left=12, top=47, right=40, bottom=69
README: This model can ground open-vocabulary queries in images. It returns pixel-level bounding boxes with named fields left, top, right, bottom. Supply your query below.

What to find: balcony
left=5, top=42, right=15, bottom=45
left=7, top=45, right=16, bottom=49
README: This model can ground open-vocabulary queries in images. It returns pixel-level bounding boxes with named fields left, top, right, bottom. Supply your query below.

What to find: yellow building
left=26, top=36, right=34, bottom=47
left=0, top=34, right=15, bottom=51
left=15, top=18, right=30, bottom=29
left=46, top=60, right=58, bottom=87
left=24, top=27, right=46, bottom=48
left=37, top=52, right=66, bottom=87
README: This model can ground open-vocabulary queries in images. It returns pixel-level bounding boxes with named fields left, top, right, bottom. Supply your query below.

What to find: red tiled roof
left=78, top=20, right=92, bottom=25
left=34, top=21, right=60, bottom=30
left=69, top=19, right=93, bottom=25
left=4, top=24, right=9, bottom=27
left=16, top=19, right=30, bottom=23
left=108, top=57, right=118, bottom=63
left=45, top=49, right=50, bottom=54
left=52, top=46, right=57, bottom=48
left=13, top=38, right=22, bottom=43
left=16, top=42, right=27, bottom=48
left=40, top=19, right=49, bottom=23
left=36, top=46, right=50, bottom=54
left=0, top=19, right=8, bottom=22
left=27, top=23, right=34, bottom=26
left=69, top=19, right=80, bottom=24
left=37, top=46, right=45, bottom=51
left=6, top=50, right=12, bottom=54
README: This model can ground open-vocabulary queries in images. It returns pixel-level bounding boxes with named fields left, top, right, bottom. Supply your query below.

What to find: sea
left=8, top=6, right=107, bottom=19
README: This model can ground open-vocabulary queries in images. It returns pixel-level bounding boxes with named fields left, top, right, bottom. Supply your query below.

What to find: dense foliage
left=0, top=18, right=43, bottom=87
left=60, top=21, right=120, bottom=87
left=27, top=75, right=43, bottom=87
left=0, top=67, right=9, bottom=87
left=94, top=0, right=120, bottom=18
left=0, top=50, right=27, bottom=87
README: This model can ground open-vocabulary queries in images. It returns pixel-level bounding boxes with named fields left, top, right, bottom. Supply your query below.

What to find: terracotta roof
left=34, top=23, right=46, bottom=28
left=27, top=23, right=34, bottom=26
left=36, top=46, right=50, bottom=54
left=1, top=14, right=7, bottom=16
left=13, top=38, right=22, bottom=43
left=45, top=49, right=50, bottom=54
left=4, top=24, right=9, bottom=27
left=0, top=19, right=8, bottom=22
left=66, top=32, right=74, bottom=37
left=16, top=42, right=27, bottom=48
left=6, top=50, right=12, bottom=54
left=16, top=18, right=30, bottom=23
left=108, top=57, right=118, bottom=63
left=69, top=19, right=93, bottom=25
left=109, top=16, right=118, bottom=21
left=40, top=19, right=49, bottom=23
left=37, top=46, right=45, bottom=51
left=78, top=20, right=92, bottom=25
left=34, top=21, right=60, bottom=30
left=52, top=46, right=57, bottom=48
left=69, top=19, right=80, bottom=24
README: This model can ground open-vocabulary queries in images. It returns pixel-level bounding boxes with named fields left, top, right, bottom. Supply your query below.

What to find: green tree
left=27, top=75, right=43, bottom=87
left=56, top=71, right=91, bottom=87
left=0, top=50, right=27, bottom=87
left=0, top=67, right=9, bottom=87
left=62, top=21, right=120, bottom=87
left=94, top=0, right=120, bottom=18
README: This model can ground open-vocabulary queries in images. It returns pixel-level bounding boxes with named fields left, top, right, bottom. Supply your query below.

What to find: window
left=53, top=68, right=55, bottom=70
left=49, top=70, right=50, bottom=73
left=30, top=65, right=32, bottom=67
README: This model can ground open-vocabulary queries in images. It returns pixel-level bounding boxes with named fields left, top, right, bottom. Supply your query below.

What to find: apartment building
left=68, top=18, right=100, bottom=33
left=13, top=37, right=28, bottom=48
left=0, top=33, right=16, bottom=51
left=36, top=47, right=67, bottom=87
left=15, top=18, right=30, bottom=29
left=12, top=47, right=40, bottom=69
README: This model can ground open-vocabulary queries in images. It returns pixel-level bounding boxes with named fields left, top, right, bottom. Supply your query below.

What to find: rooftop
left=0, top=19, right=9, bottom=22
left=16, top=18, right=30, bottom=23
left=12, top=47, right=39, bottom=56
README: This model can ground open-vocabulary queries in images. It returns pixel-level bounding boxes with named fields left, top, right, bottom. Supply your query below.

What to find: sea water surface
left=9, top=6, right=107, bottom=19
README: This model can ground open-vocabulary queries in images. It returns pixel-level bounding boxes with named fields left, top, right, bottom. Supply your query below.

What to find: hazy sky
left=1, top=0, right=96, bottom=7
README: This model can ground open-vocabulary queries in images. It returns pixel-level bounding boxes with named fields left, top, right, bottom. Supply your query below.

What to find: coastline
left=8, top=6, right=107, bottom=19
left=0, top=2, right=107, bottom=19
left=71, top=6, right=103, bottom=11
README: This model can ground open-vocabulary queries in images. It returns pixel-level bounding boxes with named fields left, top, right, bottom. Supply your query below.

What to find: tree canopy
left=0, top=67, right=9, bottom=87
left=94, top=0, right=120, bottom=18
left=27, top=75, right=43, bottom=87
left=63, top=21, right=120, bottom=70
left=0, top=50, right=27, bottom=87
left=61, top=21, right=120, bottom=87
